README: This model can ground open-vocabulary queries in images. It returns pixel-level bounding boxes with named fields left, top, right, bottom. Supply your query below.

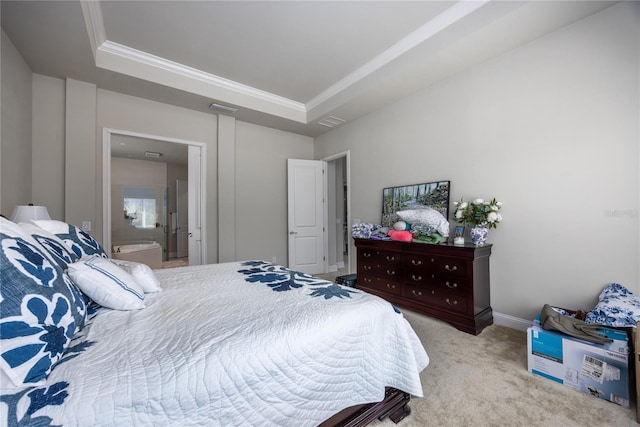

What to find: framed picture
left=453, top=225, right=465, bottom=245
left=381, top=180, right=450, bottom=227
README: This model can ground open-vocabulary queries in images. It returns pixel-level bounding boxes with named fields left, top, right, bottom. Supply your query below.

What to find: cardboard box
left=527, top=322, right=631, bottom=407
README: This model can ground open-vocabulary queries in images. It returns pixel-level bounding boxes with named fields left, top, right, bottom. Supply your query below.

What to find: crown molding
left=83, top=0, right=307, bottom=122
left=80, top=0, right=106, bottom=61
left=97, top=41, right=306, bottom=115
left=82, top=0, right=489, bottom=125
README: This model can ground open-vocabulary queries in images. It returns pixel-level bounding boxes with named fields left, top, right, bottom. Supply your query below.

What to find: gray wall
left=96, top=89, right=220, bottom=261
left=234, top=120, right=314, bottom=264
left=3, top=29, right=313, bottom=265
left=315, top=2, right=639, bottom=321
left=32, top=74, right=65, bottom=219
left=1, top=29, right=32, bottom=215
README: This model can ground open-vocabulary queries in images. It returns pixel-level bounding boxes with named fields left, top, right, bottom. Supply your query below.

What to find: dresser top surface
left=354, top=238, right=492, bottom=255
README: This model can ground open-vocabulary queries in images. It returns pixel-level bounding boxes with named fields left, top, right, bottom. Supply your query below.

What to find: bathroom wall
left=111, top=157, right=168, bottom=256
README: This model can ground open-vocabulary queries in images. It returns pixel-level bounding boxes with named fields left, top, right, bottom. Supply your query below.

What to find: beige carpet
left=373, top=309, right=636, bottom=427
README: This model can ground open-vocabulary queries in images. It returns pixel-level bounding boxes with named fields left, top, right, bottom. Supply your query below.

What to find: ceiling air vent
left=209, top=103, right=238, bottom=114
left=318, top=116, right=346, bottom=128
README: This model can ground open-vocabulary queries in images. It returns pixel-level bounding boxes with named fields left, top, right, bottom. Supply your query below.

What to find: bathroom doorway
left=103, top=129, right=206, bottom=267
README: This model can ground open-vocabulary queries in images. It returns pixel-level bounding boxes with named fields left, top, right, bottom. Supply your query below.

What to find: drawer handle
left=364, top=278, right=372, bottom=283
left=364, top=265, right=372, bottom=271
left=386, top=283, right=396, bottom=290
left=445, top=281, right=458, bottom=289
left=364, top=252, right=372, bottom=258
left=386, top=255, right=395, bottom=261
left=386, top=270, right=396, bottom=276
left=412, top=289, right=422, bottom=296
left=446, top=298, right=458, bottom=305
left=411, top=259, right=422, bottom=266
left=445, top=264, right=458, bottom=272
left=411, top=274, right=422, bottom=281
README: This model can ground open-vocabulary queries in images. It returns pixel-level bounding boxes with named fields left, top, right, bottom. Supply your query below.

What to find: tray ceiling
left=1, top=1, right=617, bottom=136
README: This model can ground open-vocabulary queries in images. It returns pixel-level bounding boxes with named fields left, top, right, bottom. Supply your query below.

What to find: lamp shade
left=10, top=205, right=51, bottom=223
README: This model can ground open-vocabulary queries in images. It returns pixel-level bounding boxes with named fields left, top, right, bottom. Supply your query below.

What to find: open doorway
left=102, top=129, right=206, bottom=267
left=323, top=151, right=351, bottom=276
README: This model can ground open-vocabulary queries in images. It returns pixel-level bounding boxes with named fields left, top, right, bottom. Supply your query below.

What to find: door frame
left=322, top=150, right=351, bottom=274
left=102, top=128, right=207, bottom=264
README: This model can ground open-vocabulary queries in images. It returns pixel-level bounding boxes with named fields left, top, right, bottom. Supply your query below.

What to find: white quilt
left=1, top=261, right=428, bottom=426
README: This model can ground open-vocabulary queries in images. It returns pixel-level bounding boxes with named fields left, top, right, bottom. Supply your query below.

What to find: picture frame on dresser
left=381, top=180, right=450, bottom=227
left=453, top=225, right=465, bottom=245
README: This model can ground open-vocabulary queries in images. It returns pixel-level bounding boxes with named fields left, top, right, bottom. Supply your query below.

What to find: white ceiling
left=110, top=134, right=189, bottom=166
left=2, top=0, right=618, bottom=138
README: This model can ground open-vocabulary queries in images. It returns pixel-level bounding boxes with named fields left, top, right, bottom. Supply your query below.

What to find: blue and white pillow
left=19, top=222, right=79, bottom=270
left=32, top=219, right=108, bottom=259
left=585, top=283, right=640, bottom=327
left=0, top=217, right=88, bottom=388
left=352, top=223, right=381, bottom=239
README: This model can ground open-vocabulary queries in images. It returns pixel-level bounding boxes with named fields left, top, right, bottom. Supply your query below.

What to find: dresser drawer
left=358, top=274, right=403, bottom=296
left=405, top=272, right=468, bottom=295
left=403, top=284, right=468, bottom=314
left=429, top=256, right=467, bottom=277
left=360, top=262, right=402, bottom=280
left=404, top=253, right=466, bottom=277
left=359, top=248, right=401, bottom=264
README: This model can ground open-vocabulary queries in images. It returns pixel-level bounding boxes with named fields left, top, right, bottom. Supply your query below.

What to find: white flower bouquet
left=453, top=198, right=503, bottom=229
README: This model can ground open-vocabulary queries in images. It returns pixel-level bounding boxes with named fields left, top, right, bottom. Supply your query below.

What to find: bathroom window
left=124, top=198, right=156, bottom=228
left=123, top=186, right=158, bottom=229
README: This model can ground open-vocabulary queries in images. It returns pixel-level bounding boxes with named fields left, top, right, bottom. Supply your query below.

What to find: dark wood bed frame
left=319, top=388, right=411, bottom=427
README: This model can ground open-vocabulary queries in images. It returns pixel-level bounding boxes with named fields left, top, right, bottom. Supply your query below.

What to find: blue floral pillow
left=585, top=283, right=640, bottom=327
left=19, top=222, right=79, bottom=270
left=0, top=218, right=88, bottom=387
left=32, top=219, right=108, bottom=259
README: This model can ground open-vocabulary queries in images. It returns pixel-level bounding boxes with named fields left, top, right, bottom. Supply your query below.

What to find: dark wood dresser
left=354, top=238, right=492, bottom=335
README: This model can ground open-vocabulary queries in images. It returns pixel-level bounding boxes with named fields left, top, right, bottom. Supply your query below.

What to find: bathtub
left=111, top=241, right=163, bottom=269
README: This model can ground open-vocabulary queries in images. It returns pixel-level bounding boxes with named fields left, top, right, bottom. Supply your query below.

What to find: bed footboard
left=318, top=388, right=411, bottom=427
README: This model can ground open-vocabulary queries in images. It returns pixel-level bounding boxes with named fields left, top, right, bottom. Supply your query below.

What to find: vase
left=469, top=226, right=488, bottom=246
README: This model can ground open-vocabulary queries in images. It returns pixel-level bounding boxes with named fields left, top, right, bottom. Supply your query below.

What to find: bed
left=0, top=217, right=429, bottom=426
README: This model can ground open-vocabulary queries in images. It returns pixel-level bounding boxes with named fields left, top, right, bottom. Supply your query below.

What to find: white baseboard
left=328, top=264, right=338, bottom=273
left=337, top=261, right=345, bottom=269
left=493, top=311, right=532, bottom=331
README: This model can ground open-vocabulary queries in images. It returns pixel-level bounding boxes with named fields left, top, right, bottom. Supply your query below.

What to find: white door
left=188, top=145, right=203, bottom=265
left=287, top=159, right=327, bottom=274
left=176, top=179, right=189, bottom=258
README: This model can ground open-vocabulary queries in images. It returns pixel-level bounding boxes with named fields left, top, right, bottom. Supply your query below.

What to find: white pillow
left=67, top=255, right=145, bottom=310
left=396, top=207, right=450, bottom=237
left=109, top=259, right=162, bottom=293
